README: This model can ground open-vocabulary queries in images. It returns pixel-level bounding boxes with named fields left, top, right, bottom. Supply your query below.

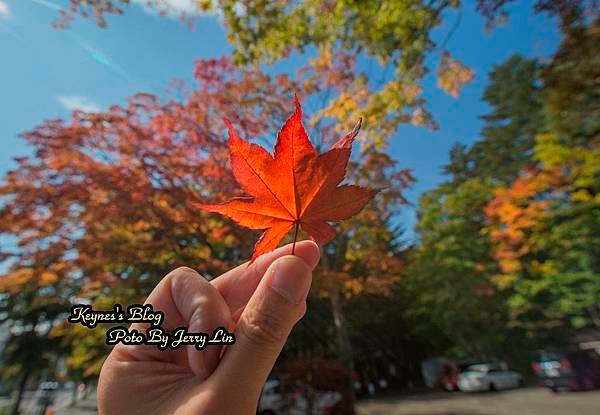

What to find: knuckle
left=170, top=266, right=200, bottom=278
left=240, top=307, right=290, bottom=346
left=166, top=266, right=204, bottom=291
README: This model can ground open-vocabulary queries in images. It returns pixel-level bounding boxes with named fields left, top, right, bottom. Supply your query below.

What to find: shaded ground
left=0, top=391, right=96, bottom=415
left=357, top=387, right=600, bottom=415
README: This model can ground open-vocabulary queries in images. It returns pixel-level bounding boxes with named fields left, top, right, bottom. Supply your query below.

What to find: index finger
left=210, top=240, right=320, bottom=312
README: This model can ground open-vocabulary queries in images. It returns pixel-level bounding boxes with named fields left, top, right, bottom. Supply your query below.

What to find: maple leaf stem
left=291, top=221, right=300, bottom=255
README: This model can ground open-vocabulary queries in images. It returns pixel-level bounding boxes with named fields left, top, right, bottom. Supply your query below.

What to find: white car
left=458, top=363, right=523, bottom=392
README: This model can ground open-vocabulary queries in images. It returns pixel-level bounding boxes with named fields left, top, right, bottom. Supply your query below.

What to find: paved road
left=4, top=386, right=598, bottom=414
left=357, top=387, right=600, bottom=415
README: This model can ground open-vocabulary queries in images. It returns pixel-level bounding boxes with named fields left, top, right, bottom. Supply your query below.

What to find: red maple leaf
left=193, top=96, right=378, bottom=261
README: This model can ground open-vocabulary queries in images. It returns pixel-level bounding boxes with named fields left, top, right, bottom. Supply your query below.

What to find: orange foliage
left=485, top=167, right=560, bottom=280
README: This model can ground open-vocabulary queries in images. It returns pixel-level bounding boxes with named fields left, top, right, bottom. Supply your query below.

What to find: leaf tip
left=190, top=201, right=205, bottom=210
left=331, top=117, right=363, bottom=149
left=293, top=93, right=302, bottom=116
left=349, top=117, right=363, bottom=141
left=223, top=118, right=241, bottom=144
left=190, top=201, right=220, bottom=213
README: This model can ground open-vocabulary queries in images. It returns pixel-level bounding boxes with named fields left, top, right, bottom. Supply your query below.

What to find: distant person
left=367, top=382, right=376, bottom=397
left=378, top=377, right=388, bottom=394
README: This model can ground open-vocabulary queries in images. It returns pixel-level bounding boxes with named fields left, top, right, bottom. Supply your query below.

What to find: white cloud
left=0, top=1, right=11, bottom=19
left=57, top=96, right=101, bottom=113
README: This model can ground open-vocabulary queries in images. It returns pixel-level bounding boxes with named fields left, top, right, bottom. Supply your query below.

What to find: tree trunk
left=69, top=382, right=79, bottom=406
left=305, top=369, right=315, bottom=415
left=11, top=370, right=30, bottom=415
left=588, top=304, right=600, bottom=327
left=330, top=288, right=356, bottom=414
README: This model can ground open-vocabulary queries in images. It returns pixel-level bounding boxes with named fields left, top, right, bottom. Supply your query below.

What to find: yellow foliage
left=571, top=189, right=592, bottom=202
left=531, top=260, right=557, bottom=275
left=437, top=51, right=474, bottom=98
left=499, top=258, right=521, bottom=274
left=492, top=273, right=518, bottom=290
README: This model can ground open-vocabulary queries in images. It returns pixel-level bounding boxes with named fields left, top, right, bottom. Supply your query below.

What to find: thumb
left=210, top=255, right=313, bottom=407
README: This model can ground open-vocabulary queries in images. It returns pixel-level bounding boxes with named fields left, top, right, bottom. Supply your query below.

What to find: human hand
left=98, top=241, right=320, bottom=414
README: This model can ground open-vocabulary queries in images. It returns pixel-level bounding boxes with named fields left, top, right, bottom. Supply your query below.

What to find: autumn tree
left=404, top=54, right=545, bottom=361
left=311, top=147, right=413, bottom=406
left=0, top=58, right=296, bottom=399
left=409, top=10, right=599, bottom=361
left=485, top=16, right=600, bottom=338
left=296, top=77, right=416, bottom=404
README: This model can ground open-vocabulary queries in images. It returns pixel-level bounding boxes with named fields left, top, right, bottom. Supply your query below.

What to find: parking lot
left=357, top=387, right=600, bottom=415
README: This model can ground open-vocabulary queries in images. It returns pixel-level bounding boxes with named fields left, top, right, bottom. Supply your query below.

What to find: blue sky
left=0, top=0, right=559, bottom=243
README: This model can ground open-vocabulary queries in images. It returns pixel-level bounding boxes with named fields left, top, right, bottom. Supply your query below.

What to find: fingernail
left=268, top=256, right=312, bottom=305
